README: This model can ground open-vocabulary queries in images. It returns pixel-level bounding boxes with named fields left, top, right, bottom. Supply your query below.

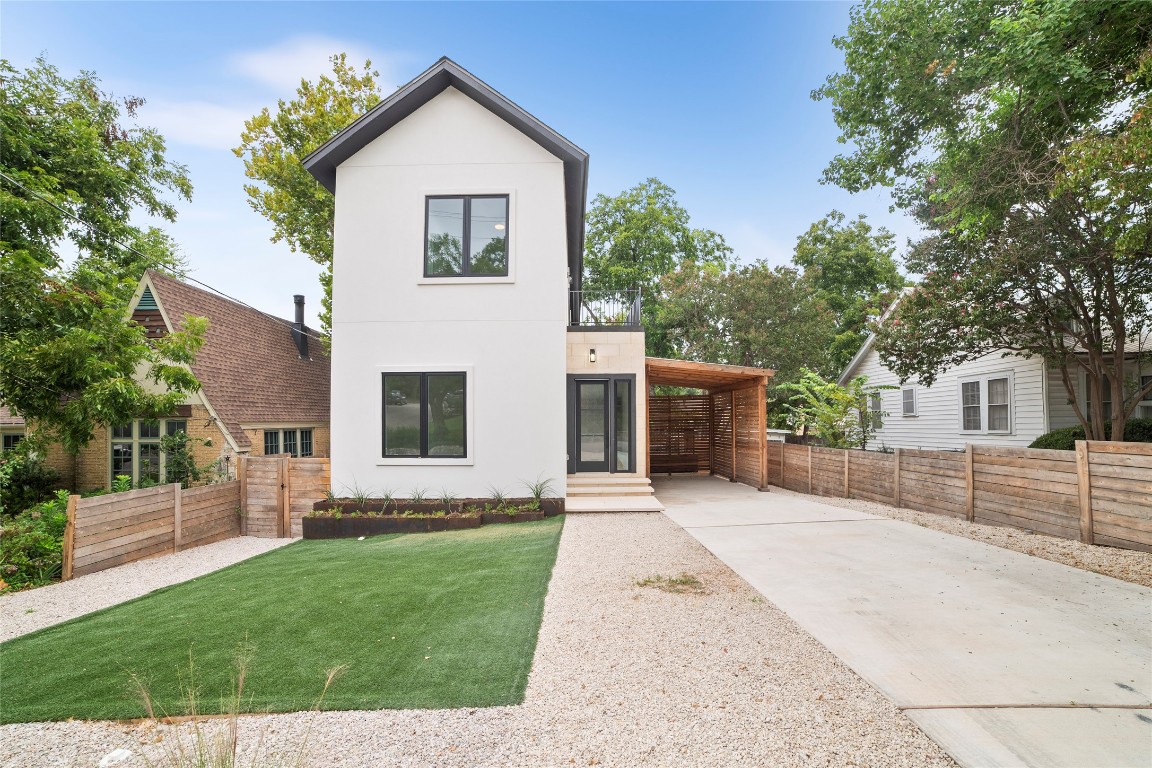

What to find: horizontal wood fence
left=63, top=481, right=241, bottom=580
left=649, top=390, right=769, bottom=488
left=768, top=441, right=1151, bottom=553
left=239, top=455, right=331, bottom=538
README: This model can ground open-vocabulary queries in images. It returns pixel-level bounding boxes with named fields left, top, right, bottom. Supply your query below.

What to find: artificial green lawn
left=0, top=517, right=564, bottom=723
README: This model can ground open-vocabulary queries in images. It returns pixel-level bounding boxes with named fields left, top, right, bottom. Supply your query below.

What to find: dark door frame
left=566, top=374, right=636, bottom=475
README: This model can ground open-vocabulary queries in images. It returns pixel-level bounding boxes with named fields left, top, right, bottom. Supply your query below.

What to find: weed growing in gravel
left=635, top=573, right=706, bottom=594
left=132, top=643, right=345, bottom=768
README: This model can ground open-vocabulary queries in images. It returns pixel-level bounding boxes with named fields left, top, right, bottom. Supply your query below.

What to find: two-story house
left=304, top=58, right=775, bottom=509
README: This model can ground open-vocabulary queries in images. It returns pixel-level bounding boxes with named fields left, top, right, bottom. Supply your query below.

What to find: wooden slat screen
left=648, top=395, right=712, bottom=474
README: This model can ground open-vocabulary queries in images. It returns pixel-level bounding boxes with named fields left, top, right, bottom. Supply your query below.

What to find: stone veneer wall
left=565, top=329, right=648, bottom=477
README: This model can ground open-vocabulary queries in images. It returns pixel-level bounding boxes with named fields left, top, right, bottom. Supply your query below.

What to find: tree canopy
left=656, top=260, right=837, bottom=383
left=815, top=0, right=1152, bottom=439
left=0, top=57, right=205, bottom=453
left=234, top=54, right=382, bottom=336
left=792, top=210, right=906, bottom=372
left=582, top=178, right=733, bottom=355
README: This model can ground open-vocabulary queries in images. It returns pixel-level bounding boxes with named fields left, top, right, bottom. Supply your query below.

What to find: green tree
left=582, top=178, right=734, bottom=355
left=792, top=210, right=906, bottom=372
left=0, top=57, right=205, bottom=453
left=777, top=369, right=890, bottom=449
left=657, top=261, right=837, bottom=381
left=234, top=54, right=382, bottom=336
left=814, top=0, right=1152, bottom=440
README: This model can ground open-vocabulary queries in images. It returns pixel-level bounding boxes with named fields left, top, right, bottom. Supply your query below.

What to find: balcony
left=569, top=289, right=642, bottom=328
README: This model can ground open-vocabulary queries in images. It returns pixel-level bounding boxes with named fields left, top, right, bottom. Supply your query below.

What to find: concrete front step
left=565, top=485, right=656, bottom=497
left=564, top=495, right=665, bottom=513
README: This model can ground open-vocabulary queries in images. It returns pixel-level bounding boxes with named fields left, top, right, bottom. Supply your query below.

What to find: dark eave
left=303, top=56, right=589, bottom=290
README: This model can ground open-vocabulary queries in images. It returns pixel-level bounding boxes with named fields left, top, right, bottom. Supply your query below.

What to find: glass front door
left=568, top=376, right=635, bottom=474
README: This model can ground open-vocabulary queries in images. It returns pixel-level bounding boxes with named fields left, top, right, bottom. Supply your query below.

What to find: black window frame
left=381, top=372, right=467, bottom=459
left=424, top=194, right=509, bottom=278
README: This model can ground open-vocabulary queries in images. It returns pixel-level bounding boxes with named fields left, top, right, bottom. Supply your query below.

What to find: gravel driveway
left=1, top=515, right=956, bottom=767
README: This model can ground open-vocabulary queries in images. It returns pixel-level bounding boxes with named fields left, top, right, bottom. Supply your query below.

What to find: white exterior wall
left=329, top=88, right=568, bottom=498
left=852, top=346, right=1051, bottom=451
left=1046, top=362, right=1152, bottom=428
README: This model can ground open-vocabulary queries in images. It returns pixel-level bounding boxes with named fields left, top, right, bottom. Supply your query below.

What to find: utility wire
left=0, top=170, right=330, bottom=345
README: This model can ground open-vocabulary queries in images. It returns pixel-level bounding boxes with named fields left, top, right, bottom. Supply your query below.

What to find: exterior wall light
left=589, top=348, right=597, bottom=363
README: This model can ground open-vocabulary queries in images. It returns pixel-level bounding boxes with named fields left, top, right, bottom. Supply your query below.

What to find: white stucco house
left=839, top=297, right=1152, bottom=451
left=302, top=58, right=775, bottom=508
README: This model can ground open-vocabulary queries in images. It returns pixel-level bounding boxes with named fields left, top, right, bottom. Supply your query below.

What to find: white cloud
left=230, top=35, right=397, bottom=94
left=144, top=100, right=253, bottom=150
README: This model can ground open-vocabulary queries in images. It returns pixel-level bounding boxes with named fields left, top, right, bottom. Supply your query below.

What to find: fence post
left=172, top=483, right=183, bottom=553
left=730, top=393, right=737, bottom=483
left=807, top=445, right=813, bottom=494
left=893, top=448, right=902, bottom=508
left=1075, top=440, right=1094, bottom=545
left=62, top=494, right=78, bottom=581
left=843, top=449, right=850, bottom=498
left=238, top=454, right=248, bottom=536
left=280, top=456, right=292, bottom=538
left=965, top=444, right=975, bottom=522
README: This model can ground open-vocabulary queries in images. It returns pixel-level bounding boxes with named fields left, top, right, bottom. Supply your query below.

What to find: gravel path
left=1, top=514, right=956, bottom=768
left=0, top=537, right=295, bottom=642
left=769, top=487, right=1152, bottom=588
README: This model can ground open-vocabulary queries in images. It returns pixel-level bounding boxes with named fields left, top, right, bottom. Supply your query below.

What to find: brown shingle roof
left=146, top=270, right=330, bottom=450
left=0, top=405, right=25, bottom=427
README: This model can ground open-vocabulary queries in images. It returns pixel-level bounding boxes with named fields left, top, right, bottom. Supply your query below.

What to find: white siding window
left=902, top=387, right=917, bottom=417
left=959, top=374, right=1013, bottom=433
left=870, top=393, right=883, bottom=430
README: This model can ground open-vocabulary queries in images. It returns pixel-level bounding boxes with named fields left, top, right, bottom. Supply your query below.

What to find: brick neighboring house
left=5, top=270, right=330, bottom=493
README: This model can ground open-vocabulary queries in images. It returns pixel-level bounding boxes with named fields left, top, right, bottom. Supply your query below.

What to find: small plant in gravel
left=636, top=573, right=706, bottom=594
left=132, top=643, right=345, bottom=768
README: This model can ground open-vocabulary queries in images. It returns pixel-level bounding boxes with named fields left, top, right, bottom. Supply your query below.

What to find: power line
left=0, top=170, right=330, bottom=345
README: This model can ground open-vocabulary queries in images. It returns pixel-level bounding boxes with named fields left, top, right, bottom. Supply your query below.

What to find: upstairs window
left=425, top=195, right=508, bottom=277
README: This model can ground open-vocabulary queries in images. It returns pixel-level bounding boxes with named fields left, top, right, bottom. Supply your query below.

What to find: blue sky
left=3, top=1, right=918, bottom=328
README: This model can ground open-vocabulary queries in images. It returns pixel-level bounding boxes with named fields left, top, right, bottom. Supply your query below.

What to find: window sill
left=377, top=457, right=474, bottom=467
left=418, top=276, right=514, bottom=286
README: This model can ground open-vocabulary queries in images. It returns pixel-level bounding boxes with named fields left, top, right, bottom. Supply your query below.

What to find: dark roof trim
left=303, top=57, right=589, bottom=289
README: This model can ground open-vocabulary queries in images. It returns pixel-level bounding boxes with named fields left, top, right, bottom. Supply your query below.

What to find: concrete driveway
left=654, top=475, right=1152, bottom=768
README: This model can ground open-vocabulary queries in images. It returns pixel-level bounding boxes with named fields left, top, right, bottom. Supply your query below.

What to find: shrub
left=0, top=447, right=61, bottom=517
left=1028, top=418, right=1152, bottom=450
left=0, top=489, right=69, bottom=592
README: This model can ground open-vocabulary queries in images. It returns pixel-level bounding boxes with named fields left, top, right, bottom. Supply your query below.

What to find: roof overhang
left=302, top=56, right=590, bottom=290
left=645, top=357, right=774, bottom=391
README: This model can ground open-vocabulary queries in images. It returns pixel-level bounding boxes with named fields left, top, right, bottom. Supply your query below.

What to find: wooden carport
left=645, top=358, right=775, bottom=490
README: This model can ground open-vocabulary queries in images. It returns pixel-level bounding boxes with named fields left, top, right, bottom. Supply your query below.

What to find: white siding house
left=841, top=322, right=1152, bottom=451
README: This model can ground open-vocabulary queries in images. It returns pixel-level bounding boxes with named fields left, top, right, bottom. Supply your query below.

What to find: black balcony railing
left=570, top=289, right=642, bottom=327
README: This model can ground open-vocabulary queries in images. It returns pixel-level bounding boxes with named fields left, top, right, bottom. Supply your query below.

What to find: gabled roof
left=143, top=271, right=330, bottom=450
left=837, top=287, right=914, bottom=385
left=0, top=405, right=24, bottom=427
left=302, top=56, right=590, bottom=288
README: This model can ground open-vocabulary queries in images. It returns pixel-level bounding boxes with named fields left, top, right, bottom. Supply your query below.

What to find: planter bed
left=303, top=513, right=482, bottom=539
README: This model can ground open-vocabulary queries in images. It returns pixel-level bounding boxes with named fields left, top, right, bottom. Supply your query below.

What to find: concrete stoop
left=565, top=474, right=665, bottom=513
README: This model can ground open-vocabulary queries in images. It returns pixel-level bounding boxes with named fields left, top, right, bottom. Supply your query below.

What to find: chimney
left=292, top=295, right=309, bottom=359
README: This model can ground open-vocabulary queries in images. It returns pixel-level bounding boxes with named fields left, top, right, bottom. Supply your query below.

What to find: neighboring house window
left=869, top=393, right=883, bottom=430
left=959, top=375, right=1013, bottom=433
left=1, top=433, right=23, bottom=451
left=1140, top=375, right=1152, bottom=420
left=902, top=387, right=917, bottom=417
left=1083, top=374, right=1114, bottom=424
left=262, top=429, right=314, bottom=457
left=111, top=419, right=187, bottom=486
left=425, top=195, right=508, bottom=277
left=382, top=372, right=466, bottom=458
